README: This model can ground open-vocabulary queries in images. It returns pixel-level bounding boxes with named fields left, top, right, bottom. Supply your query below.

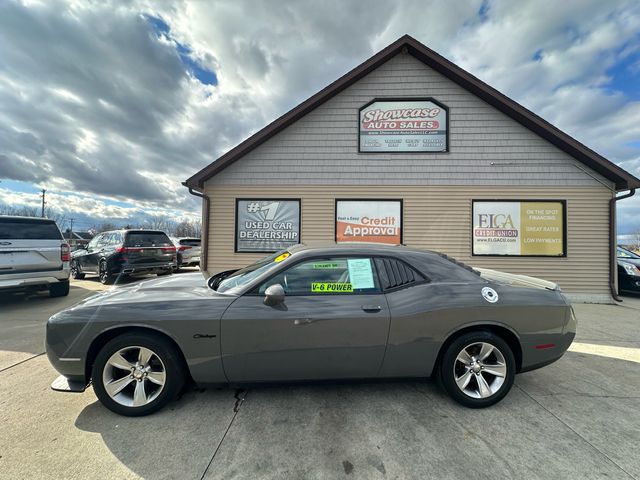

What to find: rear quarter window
left=0, top=218, right=62, bottom=240
left=179, top=238, right=201, bottom=246
left=124, top=232, right=172, bottom=247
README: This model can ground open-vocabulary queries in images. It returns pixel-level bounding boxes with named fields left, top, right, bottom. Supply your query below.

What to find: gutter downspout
left=187, top=186, right=210, bottom=276
left=610, top=188, right=635, bottom=301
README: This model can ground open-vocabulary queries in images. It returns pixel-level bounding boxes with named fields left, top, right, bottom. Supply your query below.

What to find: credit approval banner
left=336, top=200, right=402, bottom=245
left=236, top=199, right=300, bottom=252
left=359, top=99, right=447, bottom=152
left=472, top=201, right=565, bottom=256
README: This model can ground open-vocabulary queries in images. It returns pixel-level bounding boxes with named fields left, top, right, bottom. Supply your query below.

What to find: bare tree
left=632, top=229, right=640, bottom=252
left=143, top=215, right=176, bottom=233
left=94, top=222, right=118, bottom=233
left=174, top=219, right=201, bottom=237
left=0, top=203, right=40, bottom=217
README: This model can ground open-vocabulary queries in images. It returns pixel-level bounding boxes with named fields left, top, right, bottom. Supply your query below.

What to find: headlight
left=621, top=263, right=640, bottom=277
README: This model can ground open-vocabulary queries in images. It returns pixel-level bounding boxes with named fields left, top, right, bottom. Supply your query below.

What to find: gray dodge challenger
left=46, top=244, right=576, bottom=416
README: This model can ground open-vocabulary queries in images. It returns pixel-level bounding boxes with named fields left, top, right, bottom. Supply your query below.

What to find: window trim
left=247, top=254, right=384, bottom=297
left=373, top=255, right=429, bottom=293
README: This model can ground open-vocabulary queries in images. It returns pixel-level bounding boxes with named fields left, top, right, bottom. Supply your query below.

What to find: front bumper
left=51, top=375, right=87, bottom=393
left=45, top=320, right=86, bottom=384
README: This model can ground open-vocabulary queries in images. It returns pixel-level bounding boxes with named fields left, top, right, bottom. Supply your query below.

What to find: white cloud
left=0, top=0, right=638, bottom=232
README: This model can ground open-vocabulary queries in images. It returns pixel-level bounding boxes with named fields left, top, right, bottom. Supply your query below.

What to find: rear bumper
left=118, top=263, right=173, bottom=275
left=0, top=271, right=69, bottom=291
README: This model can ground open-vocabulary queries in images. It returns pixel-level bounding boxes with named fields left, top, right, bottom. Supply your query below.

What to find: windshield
left=216, top=250, right=290, bottom=293
left=617, top=247, right=640, bottom=259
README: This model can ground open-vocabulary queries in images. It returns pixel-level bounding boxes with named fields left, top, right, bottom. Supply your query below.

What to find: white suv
left=0, top=216, right=71, bottom=297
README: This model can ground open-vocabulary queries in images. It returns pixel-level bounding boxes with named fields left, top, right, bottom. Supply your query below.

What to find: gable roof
left=184, top=34, right=640, bottom=192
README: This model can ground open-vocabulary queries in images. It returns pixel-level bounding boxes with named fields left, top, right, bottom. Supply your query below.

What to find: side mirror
left=264, top=284, right=285, bottom=306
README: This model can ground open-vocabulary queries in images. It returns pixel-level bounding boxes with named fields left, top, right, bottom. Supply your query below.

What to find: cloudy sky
left=0, top=0, right=639, bottom=233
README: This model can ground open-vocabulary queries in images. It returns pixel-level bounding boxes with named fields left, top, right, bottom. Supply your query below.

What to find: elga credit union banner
left=472, top=201, right=565, bottom=256
left=236, top=199, right=300, bottom=252
left=336, top=200, right=401, bottom=244
left=359, top=99, right=447, bottom=152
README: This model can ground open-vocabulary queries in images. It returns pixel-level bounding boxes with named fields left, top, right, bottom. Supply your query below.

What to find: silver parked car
left=170, top=237, right=201, bottom=269
left=46, top=244, right=576, bottom=416
left=0, top=216, right=70, bottom=297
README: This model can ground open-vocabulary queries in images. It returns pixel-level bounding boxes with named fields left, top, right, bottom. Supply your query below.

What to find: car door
left=84, top=233, right=106, bottom=272
left=220, top=256, right=391, bottom=382
left=78, top=234, right=102, bottom=272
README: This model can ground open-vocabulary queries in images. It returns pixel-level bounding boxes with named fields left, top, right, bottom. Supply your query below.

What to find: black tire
left=49, top=280, right=70, bottom=297
left=70, top=260, right=85, bottom=280
left=99, top=260, right=114, bottom=285
left=91, top=332, right=186, bottom=416
left=439, top=331, right=515, bottom=408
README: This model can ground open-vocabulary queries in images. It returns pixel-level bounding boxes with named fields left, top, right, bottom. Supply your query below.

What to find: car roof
left=287, top=242, right=436, bottom=257
left=99, top=229, right=168, bottom=234
left=0, top=215, right=57, bottom=223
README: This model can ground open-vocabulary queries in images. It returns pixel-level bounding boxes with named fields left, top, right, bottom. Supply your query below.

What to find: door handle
left=294, top=318, right=313, bottom=325
left=362, top=305, right=382, bottom=312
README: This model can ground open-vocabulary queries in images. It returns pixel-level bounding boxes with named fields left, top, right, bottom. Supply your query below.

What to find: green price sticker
left=311, top=282, right=353, bottom=293
left=313, top=262, right=340, bottom=269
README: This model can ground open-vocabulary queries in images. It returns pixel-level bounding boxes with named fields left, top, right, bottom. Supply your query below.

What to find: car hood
left=474, top=267, right=559, bottom=291
left=71, top=272, right=231, bottom=308
left=618, top=257, right=640, bottom=267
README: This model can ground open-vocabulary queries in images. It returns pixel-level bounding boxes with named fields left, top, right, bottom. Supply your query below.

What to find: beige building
left=185, top=35, right=640, bottom=303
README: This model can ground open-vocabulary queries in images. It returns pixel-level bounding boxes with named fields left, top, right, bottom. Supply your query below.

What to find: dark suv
left=70, top=230, right=175, bottom=284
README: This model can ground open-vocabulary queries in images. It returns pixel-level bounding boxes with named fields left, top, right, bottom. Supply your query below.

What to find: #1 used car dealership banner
left=336, top=200, right=402, bottom=245
left=236, top=199, right=300, bottom=252
left=472, top=201, right=565, bottom=256
left=359, top=99, right=448, bottom=152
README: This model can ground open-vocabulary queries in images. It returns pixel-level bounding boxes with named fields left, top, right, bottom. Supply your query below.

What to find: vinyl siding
left=209, top=52, right=613, bottom=189
left=204, top=184, right=612, bottom=295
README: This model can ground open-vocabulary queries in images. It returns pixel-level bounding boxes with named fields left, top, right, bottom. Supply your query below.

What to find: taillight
left=178, top=246, right=192, bottom=251
left=115, top=247, right=143, bottom=253
left=161, top=246, right=176, bottom=253
left=61, top=243, right=70, bottom=262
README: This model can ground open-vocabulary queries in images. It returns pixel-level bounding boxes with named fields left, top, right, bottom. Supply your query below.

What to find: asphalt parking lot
left=1, top=275, right=639, bottom=480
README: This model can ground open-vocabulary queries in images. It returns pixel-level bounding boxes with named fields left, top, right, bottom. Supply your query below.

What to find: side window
left=112, top=232, right=123, bottom=245
left=374, top=257, right=424, bottom=290
left=258, top=257, right=381, bottom=295
left=87, top=234, right=102, bottom=250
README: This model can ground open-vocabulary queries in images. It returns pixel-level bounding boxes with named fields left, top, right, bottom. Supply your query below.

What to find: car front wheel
left=91, top=333, right=186, bottom=416
left=440, top=331, right=515, bottom=408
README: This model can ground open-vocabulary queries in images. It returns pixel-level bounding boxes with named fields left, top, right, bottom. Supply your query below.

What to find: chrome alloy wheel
left=453, top=342, right=507, bottom=399
left=102, top=346, right=166, bottom=407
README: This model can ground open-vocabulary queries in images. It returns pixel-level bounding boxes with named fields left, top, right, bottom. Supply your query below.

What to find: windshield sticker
left=313, top=262, right=340, bottom=269
left=312, top=282, right=353, bottom=293
left=274, top=252, right=290, bottom=263
left=347, top=258, right=375, bottom=289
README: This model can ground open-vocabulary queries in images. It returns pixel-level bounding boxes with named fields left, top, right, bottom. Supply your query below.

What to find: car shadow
left=71, top=350, right=640, bottom=479
left=73, top=385, right=251, bottom=479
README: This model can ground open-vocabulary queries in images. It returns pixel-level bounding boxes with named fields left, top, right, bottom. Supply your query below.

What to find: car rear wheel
left=91, top=333, right=186, bottom=416
left=99, top=260, right=114, bottom=285
left=440, top=331, right=515, bottom=408
left=49, top=280, right=70, bottom=297
left=70, top=260, right=85, bottom=280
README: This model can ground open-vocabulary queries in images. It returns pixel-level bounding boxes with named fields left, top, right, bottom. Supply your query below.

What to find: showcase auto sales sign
left=359, top=99, right=447, bottom=152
